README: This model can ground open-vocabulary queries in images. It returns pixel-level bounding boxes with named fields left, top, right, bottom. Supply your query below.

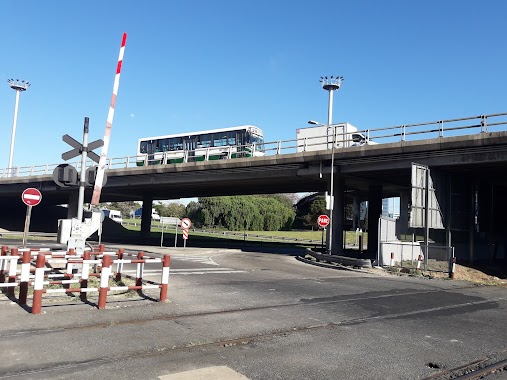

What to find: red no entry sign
left=21, top=188, right=42, bottom=207
left=317, top=214, right=330, bottom=228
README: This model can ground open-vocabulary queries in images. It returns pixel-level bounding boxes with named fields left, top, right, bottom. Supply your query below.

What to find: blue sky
left=1, top=0, right=506, bottom=172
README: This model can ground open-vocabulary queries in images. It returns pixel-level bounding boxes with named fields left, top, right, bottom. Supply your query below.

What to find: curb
left=303, top=248, right=372, bottom=268
left=296, top=256, right=371, bottom=273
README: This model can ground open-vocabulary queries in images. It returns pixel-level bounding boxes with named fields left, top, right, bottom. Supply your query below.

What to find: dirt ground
left=370, top=263, right=507, bottom=286
left=448, top=263, right=507, bottom=285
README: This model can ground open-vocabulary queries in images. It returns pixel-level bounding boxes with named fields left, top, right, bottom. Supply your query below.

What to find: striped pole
left=80, top=251, right=91, bottom=301
left=417, top=254, right=423, bottom=270
left=7, top=248, right=19, bottom=298
left=449, top=248, right=456, bottom=279
left=160, top=255, right=170, bottom=302
left=98, top=254, right=112, bottom=309
left=32, top=253, right=46, bottom=314
left=136, top=251, right=144, bottom=287
left=18, top=251, right=31, bottom=304
left=115, top=248, right=124, bottom=282
left=91, top=33, right=127, bottom=206
left=389, top=252, right=395, bottom=267
left=0, top=245, right=8, bottom=282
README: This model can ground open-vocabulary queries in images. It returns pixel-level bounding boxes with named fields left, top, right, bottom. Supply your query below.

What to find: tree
left=155, top=202, right=186, bottom=218
left=195, top=195, right=295, bottom=231
left=108, top=201, right=139, bottom=218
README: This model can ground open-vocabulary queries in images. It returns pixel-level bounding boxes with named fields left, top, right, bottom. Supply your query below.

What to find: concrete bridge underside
left=1, top=131, right=507, bottom=263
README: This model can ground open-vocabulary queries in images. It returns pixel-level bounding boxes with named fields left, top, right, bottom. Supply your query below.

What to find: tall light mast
left=319, top=75, right=343, bottom=254
left=7, top=79, right=30, bottom=175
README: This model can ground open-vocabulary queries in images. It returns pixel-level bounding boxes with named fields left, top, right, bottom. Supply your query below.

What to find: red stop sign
left=21, top=188, right=42, bottom=207
left=317, top=214, right=330, bottom=227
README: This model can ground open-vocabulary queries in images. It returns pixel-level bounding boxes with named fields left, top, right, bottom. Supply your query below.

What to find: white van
left=102, top=209, right=123, bottom=224
left=151, top=210, right=161, bottom=221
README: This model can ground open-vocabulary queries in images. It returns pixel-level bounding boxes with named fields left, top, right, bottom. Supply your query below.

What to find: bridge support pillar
left=140, top=196, right=154, bottom=240
left=367, top=184, right=383, bottom=261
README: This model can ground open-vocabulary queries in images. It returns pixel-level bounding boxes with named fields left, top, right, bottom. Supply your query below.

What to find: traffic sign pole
left=77, top=117, right=90, bottom=222
left=317, top=214, right=330, bottom=254
left=22, top=205, right=32, bottom=248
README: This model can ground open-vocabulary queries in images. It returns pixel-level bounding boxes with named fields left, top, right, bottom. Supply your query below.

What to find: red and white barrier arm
left=91, top=33, right=127, bottom=206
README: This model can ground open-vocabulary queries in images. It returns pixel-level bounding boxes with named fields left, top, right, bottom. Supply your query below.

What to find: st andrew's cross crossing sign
left=62, top=134, right=103, bottom=163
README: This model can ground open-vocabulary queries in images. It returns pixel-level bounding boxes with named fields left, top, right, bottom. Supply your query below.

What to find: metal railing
left=1, top=112, right=506, bottom=179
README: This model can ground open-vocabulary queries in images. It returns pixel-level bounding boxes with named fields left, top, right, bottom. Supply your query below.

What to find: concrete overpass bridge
left=1, top=112, right=507, bottom=262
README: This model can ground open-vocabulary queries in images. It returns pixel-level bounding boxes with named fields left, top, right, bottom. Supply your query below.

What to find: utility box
left=57, top=219, right=72, bottom=244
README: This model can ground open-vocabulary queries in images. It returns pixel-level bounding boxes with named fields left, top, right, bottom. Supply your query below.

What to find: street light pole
left=7, top=79, right=30, bottom=176
left=318, top=76, right=343, bottom=254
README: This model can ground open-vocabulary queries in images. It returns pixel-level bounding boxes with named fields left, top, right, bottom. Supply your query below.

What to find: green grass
left=122, top=219, right=367, bottom=246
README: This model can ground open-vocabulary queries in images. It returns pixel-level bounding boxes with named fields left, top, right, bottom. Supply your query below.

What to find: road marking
left=122, top=268, right=246, bottom=276
left=159, top=366, right=250, bottom=380
left=171, top=256, right=220, bottom=266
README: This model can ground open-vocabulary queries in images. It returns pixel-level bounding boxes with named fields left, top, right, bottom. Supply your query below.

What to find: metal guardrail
left=0, top=225, right=321, bottom=245
left=1, top=112, right=506, bottom=179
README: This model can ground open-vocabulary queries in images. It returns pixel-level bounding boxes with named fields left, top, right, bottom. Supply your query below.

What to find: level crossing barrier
left=0, top=245, right=170, bottom=314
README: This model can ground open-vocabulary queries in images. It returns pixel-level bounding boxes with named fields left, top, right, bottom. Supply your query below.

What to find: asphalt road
left=0, top=244, right=506, bottom=379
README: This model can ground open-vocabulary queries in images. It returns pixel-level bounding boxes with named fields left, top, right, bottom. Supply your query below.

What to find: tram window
left=140, top=141, right=148, bottom=154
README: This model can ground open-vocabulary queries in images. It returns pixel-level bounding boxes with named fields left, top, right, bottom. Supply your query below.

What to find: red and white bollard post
left=417, top=254, right=424, bottom=270
left=449, top=257, right=456, bottom=279
left=136, top=251, right=144, bottom=287
left=98, top=254, right=112, bottom=310
left=390, top=252, right=395, bottom=267
left=160, top=255, right=170, bottom=302
left=7, top=248, right=19, bottom=298
left=18, top=251, right=31, bottom=305
left=115, top=248, right=124, bottom=282
left=32, top=253, right=46, bottom=315
left=0, top=245, right=8, bottom=283
left=80, top=251, right=91, bottom=302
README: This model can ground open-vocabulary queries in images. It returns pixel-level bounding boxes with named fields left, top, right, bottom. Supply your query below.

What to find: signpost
left=160, top=217, right=181, bottom=248
left=21, top=188, right=42, bottom=248
left=180, top=218, right=192, bottom=248
left=317, top=214, right=330, bottom=253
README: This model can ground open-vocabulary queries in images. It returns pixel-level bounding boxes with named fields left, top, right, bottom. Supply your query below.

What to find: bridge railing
left=2, top=112, right=507, bottom=178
